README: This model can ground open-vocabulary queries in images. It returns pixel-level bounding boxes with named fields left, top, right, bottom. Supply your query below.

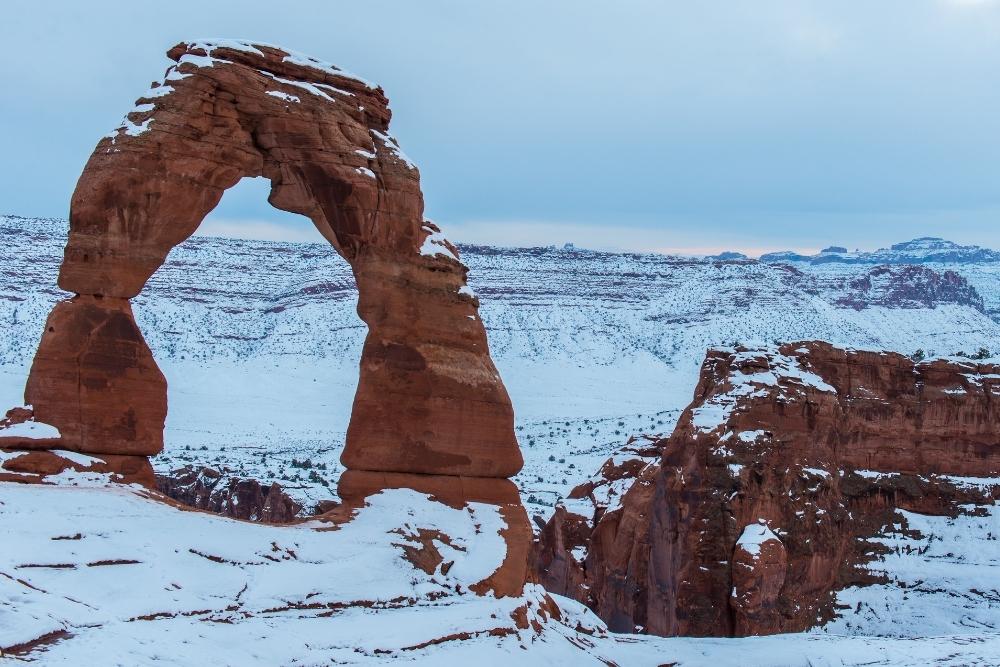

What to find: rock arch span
left=1, top=41, right=524, bottom=517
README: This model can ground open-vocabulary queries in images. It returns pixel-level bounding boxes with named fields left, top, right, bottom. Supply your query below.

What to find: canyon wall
left=535, top=342, right=1000, bottom=635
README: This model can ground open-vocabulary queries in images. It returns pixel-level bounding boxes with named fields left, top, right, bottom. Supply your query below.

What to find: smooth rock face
left=535, top=342, right=1000, bottom=636
left=24, top=296, right=166, bottom=455
left=1, top=40, right=526, bottom=595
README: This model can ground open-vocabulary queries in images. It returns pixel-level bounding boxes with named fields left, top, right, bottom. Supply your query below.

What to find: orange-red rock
left=18, top=40, right=520, bottom=479
left=2, top=40, right=527, bottom=597
left=535, top=342, right=1000, bottom=636
left=23, top=296, right=166, bottom=455
left=0, top=450, right=155, bottom=488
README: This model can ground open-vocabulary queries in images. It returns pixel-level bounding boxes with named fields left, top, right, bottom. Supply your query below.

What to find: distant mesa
left=891, top=237, right=962, bottom=252
left=759, top=250, right=813, bottom=263
left=707, top=251, right=749, bottom=261
left=761, top=237, right=1000, bottom=265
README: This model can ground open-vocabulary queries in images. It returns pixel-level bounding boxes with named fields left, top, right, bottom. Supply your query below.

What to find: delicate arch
left=9, top=40, right=522, bottom=486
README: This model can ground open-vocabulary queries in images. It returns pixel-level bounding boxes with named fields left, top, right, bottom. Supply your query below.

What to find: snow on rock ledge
left=0, top=482, right=537, bottom=660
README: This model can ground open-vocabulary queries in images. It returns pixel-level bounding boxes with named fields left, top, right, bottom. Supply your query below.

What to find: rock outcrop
left=0, top=40, right=527, bottom=597
left=155, top=466, right=303, bottom=523
left=535, top=342, right=1000, bottom=636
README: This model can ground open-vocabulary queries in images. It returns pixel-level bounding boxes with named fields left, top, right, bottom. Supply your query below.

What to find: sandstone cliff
left=535, top=342, right=1000, bottom=636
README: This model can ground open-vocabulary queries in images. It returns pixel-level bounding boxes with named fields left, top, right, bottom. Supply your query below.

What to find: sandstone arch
left=2, top=40, right=523, bottom=500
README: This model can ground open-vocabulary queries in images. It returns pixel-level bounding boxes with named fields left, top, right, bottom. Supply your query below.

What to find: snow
left=736, top=521, right=781, bottom=557
left=2, top=214, right=1000, bottom=522
left=48, top=450, right=102, bottom=466
left=0, top=419, right=60, bottom=439
left=420, top=225, right=459, bottom=261
left=185, top=38, right=266, bottom=57
left=6, top=480, right=1000, bottom=665
left=140, top=84, right=174, bottom=99
left=371, top=129, right=417, bottom=170
left=259, top=70, right=338, bottom=102
left=3, top=216, right=1000, bottom=662
left=690, top=349, right=836, bottom=434
left=820, top=503, right=1000, bottom=639
left=0, top=482, right=513, bottom=652
left=355, top=166, right=376, bottom=179
left=459, top=285, right=477, bottom=298
left=175, top=52, right=225, bottom=71
left=280, top=50, right=378, bottom=89
left=171, top=39, right=378, bottom=90
left=265, top=90, right=300, bottom=103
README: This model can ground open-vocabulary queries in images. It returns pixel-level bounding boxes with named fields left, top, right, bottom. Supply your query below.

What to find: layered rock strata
left=535, top=342, right=1000, bottom=636
left=0, top=40, right=526, bottom=596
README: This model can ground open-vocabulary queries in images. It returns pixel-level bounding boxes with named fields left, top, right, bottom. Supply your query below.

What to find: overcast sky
left=3, top=1, right=999, bottom=255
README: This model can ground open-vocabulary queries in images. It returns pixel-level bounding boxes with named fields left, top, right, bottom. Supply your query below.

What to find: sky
left=2, top=0, right=999, bottom=256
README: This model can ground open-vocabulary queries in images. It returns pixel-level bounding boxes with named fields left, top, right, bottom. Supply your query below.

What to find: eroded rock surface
left=2, top=39, right=519, bottom=481
left=535, top=342, right=1000, bottom=636
left=155, top=466, right=303, bottom=523
left=0, top=40, right=527, bottom=597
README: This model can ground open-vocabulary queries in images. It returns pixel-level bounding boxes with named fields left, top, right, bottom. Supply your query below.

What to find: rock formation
left=0, top=40, right=527, bottom=596
left=155, top=466, right=303, bottom=523
left=535, top=342, right=1000, bottom=636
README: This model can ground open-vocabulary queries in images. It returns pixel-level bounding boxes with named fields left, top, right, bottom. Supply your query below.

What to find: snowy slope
left=2, top=215, right=1000, bottom=521
left=3, top=477, right=1000, bottom=666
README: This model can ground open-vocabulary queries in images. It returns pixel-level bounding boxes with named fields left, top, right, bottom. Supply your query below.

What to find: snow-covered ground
left=4, top=215, right=1000, bottom=663
left=3, top=215, right=1000, bottom=525
left=3, top=477, right=1000, bottom=666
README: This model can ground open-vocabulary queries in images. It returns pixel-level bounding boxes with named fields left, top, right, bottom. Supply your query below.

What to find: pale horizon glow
left=195, top=214, right=830, bottom=257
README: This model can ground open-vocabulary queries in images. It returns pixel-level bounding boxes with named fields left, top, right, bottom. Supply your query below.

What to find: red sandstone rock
left=19, top=39, right=520, bottom=478
left=155, top=466, right=303, bottom=523
left=535, top=342, right=1000, bottom=637
left=731, top=522, right=787, bottom=635
left=2, top=40, right=527, bottom=598
left=24, top=296, right=166, bottom=455
left=0, top=450, right=155, bottom=488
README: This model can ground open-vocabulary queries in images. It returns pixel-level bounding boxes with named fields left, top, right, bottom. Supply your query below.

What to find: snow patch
left=371, top=129, right=416, bottom=170
left=737, top=521, right=781, bottom=558
left=0, top=419, right=60, bottom=439
left=265, top=90, right=300, bottom=103
left=420, top=226, right=459, bottom=262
